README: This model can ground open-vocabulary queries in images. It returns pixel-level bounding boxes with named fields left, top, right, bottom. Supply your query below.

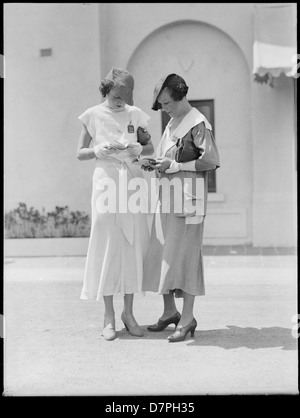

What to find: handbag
left=175, top=133, right=200, bottom=163
left=137, top=126, right=151, bottom=145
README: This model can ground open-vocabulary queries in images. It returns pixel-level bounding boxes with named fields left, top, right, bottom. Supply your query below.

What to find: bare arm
left=76, top=125, right=96, bottom=161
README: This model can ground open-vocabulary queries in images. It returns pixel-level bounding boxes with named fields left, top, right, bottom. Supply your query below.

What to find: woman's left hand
left=154, top=157, right=172, bottom=173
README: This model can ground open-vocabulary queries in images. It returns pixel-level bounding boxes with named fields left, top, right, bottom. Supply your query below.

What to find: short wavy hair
left=99, top=79, right=115, bottom=97
left=163, top=74, right=189, bottom=101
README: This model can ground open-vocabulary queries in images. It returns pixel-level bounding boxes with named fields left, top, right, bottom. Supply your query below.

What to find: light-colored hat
left=105, top=68, right=134, bottom=105
left=151, top=73, right=176, bottom=111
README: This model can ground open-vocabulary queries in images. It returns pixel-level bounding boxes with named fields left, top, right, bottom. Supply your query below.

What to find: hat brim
left=151, top=73, right=176, bottom=111
left=105, top=68, right=134, bottom=106
left=115, top=85, right=134, bottom=106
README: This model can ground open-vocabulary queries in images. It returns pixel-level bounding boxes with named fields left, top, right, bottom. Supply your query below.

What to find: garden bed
left=5, top=203, right=91, bottom=239
left=4, top=203, right=91, bottom=257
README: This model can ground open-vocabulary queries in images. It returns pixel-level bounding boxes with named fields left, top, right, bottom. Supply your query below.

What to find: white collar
left=156, top=108, right=212, bottom=156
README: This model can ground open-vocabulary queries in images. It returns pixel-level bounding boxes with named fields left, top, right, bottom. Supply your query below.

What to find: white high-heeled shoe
left=121, top=313, right=144, bottom=337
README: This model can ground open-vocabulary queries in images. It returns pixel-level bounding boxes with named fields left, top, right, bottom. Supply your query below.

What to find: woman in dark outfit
left=142, top=73, right=220, bottom=342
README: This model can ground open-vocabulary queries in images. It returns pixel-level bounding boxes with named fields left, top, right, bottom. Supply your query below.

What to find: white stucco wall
left=98, top=2, right=254, bottom=76
left=4, top=2, right=297, bottom=247
left=251, top=75, right=297, bottom=246
left=4, top=3, right=100, bottom=213
left=98, top=2, right=296, bottom=246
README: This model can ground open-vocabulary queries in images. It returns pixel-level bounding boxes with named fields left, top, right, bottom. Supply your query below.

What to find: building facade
left=4, top=3, right=297, bottom=248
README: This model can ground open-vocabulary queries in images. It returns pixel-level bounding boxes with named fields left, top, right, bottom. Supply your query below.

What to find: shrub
left=4, top=203, right=91, bottom=238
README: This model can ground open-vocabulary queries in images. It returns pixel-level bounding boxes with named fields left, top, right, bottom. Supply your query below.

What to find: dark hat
left=105, top=68, right=134, bottom=105
left=151, top=73, right=177, bottom=111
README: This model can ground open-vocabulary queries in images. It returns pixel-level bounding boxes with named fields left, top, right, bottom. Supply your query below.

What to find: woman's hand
left=154, top=157, right=172, bottom=173
left=94, top=143, right=118, bottom=158
left=141, top=164, right=156, bottom=172
left=127, top=142, right=143, bottom=158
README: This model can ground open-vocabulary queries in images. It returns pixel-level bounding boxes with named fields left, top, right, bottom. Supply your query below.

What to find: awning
left=253, top=3, right=297, bottom=82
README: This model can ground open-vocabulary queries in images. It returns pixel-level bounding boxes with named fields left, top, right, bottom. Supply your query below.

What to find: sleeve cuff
left=93, top=145, right=103, bottom=159
left=179, top=160, right=197, bottom=172
left=165, top=160, right=181, bottom=173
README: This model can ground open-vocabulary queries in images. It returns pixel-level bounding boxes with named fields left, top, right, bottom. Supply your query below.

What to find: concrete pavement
left=3, top=253, right=298, bottom=396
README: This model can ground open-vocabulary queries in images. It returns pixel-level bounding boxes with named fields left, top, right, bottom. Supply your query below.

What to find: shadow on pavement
left=113, top=325, right=297, bottom=350
left=186, top=326, right=297, bottom=350
left=114, top=325, right=297, bottom=350
left=114, top=326, right=178, bottom=341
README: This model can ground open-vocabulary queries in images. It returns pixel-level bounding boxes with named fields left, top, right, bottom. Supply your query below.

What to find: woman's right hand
left=141, top=164, right=155, bottom=172
left=93, top=143, right=118, bottom=158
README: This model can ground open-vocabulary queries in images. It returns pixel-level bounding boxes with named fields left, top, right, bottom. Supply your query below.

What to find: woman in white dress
left=77, top=68, right=154, bottom=340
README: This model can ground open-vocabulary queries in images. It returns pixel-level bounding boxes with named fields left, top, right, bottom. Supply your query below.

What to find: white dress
left=79, top=102, right=151, bottom=300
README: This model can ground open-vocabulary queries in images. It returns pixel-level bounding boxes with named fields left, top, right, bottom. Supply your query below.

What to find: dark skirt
left=142, top=211, right=205, bottom=297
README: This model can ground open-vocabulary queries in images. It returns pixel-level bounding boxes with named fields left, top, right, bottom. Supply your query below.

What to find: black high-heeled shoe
left=147, top=312, right=181, bottom=332
left=167, top=318, right=197, bottom=342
